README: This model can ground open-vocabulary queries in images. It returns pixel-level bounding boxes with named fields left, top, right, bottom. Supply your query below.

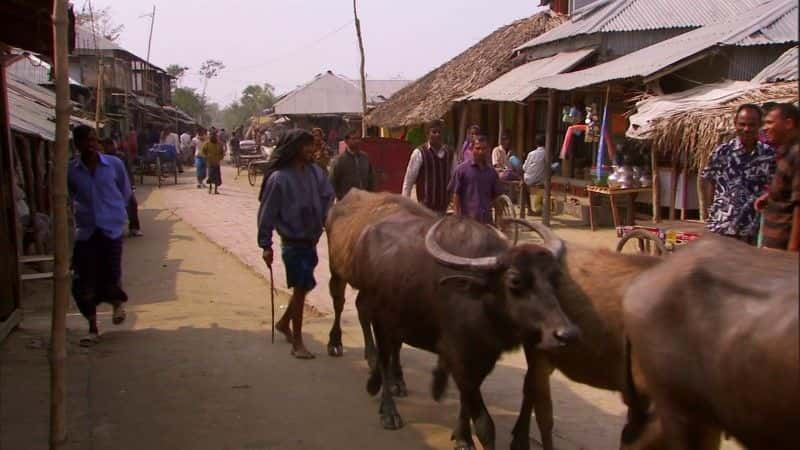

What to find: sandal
left=79, top=333, right=100, bottom=347
left=290, top=348, right=315, bottom=360
left=112, top=303, right=127, bottom=325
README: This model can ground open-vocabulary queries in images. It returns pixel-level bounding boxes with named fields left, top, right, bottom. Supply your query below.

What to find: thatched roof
left=645, top=82, right=799, bottom=168
left=365, top=11, right=566, bottom=128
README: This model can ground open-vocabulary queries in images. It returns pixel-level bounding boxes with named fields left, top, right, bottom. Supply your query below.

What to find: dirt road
left=2, top=176, right=741, bottom=450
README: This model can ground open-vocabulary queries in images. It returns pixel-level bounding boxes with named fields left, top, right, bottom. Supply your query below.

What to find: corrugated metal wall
left=726, top=45, right=794, bottom=80
left=601, top=30, right=687, bottom=60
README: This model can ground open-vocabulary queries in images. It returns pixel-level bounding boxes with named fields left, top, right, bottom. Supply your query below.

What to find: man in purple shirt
left=68, top=125, right=132, bottom=346
left=449, top=135, right=502, bottom=224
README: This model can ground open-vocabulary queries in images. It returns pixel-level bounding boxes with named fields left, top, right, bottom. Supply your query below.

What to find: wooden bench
left=19, top=254, right=54, bottom=282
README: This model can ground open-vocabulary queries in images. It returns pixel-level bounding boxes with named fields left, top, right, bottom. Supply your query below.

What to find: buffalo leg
left=390, top=345, right=408, bottom=397
left=452, top=395, right=475, bottom=450
left=327, top=273, right=347, bottom=357
left=374, top=321, right=403, bottom=430
left=512, top=344, right=555, bottom=450
left=356, top=291, right=377, bottom=368
left=658, top=409, right=720, bottom=450
left=451, top=357, right=496, bottom=450
left=358, top=292, right=383, bottom=396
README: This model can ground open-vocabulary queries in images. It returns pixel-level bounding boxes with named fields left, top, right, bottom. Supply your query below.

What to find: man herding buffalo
left=258, top=130, right=335, bottom=359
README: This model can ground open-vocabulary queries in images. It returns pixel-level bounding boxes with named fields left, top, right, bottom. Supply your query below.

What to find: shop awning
left=458, top=48, right=596, bottom=102
left=8, top=74, right=98, bottom=142
left=626, top=80, right=754, bottom=140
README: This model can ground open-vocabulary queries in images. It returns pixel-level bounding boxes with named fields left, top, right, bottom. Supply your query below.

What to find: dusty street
left=2, top=169, right=741, bottom=450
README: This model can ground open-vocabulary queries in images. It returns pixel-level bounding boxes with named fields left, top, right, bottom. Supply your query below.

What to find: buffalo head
left=425, top=218, right=580, bottom=349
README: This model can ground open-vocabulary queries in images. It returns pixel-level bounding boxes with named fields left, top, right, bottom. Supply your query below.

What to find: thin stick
left=269, top=266, right=275, bottom=344
left=51, top=1, right=71, bottom=448
left=353, top=0, right=367, bottom=137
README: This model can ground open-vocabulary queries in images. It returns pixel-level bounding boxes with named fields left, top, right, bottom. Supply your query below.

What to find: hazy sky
left=86, top=0, right=545, bottom=107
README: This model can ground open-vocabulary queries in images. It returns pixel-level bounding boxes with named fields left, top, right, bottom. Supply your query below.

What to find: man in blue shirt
left=68, top=125, right=132, bottom=346
left=257, top=130, right=334, bottom=359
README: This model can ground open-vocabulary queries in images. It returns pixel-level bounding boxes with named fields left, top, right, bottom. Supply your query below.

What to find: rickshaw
left=138, top=144, right=179, bottom=187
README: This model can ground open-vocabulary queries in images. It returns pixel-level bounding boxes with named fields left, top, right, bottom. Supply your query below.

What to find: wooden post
left=457, top=104, right=468, bottom=158
left=353, top=0, right=368, bottom=137
left=51, top=1, right=72, bottom=448
left=498, top=103, right=504, bottom=144
left=515, top=103, right=525, bottom=157
left=697, top=157, right=707, bottom=222
left=543, top=89, right=558, bottom=227
left=651, top=146, right=660, bottom=222
left=668, top=158, right=679, bottom=221
left=680, top=161, right=689, bottom=221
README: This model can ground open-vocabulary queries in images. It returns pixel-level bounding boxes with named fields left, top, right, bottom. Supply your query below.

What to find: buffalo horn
left=502, top=219, right=565, bottom=260
left=425, top=217, right=499, bottom=271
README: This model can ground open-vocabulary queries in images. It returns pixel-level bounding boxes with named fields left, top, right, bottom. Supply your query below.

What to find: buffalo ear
left=438, top=275, right=488, bottom=292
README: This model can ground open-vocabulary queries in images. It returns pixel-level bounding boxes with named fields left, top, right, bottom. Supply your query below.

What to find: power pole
left=352, top=0, right=367, bottom=137
left=87, top=0, right=104, bottom=130
left=144, top=5, right=156, bottom=97
left=51, top=0, right=72, bottom=448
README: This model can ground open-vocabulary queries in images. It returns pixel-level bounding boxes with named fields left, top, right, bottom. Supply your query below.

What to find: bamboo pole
left=50, top=1, right=72, bottom=448
left=651, top=146, right=660, bottom=222
left=668, top=158, right=679, bottom=221
left=543, top=89, right=558, bottom=227
left=353, top=0, right=368, bottom=137
left=50, top=11, right=70, bottom=448
left=697, top=156, right=707, bottom=222
left=680, top=165, right=688, bottom=221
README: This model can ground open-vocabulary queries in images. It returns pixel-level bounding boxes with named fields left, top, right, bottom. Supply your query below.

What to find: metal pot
left=617, top=166, right=635, bottom=189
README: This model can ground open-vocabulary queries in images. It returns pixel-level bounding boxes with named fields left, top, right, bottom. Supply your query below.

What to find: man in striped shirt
left=757, top=103, right=799, bottom=251
left=401, top=120, right=457, bottom=213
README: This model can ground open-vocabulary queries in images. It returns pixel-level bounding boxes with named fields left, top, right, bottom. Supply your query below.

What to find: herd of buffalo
left=321, top=189, right=799, bottom=450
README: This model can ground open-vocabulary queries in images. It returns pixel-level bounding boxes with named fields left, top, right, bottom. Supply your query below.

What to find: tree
left=166, top=64, right=189, bottom=89
left=198, top=59, right=225, bottom=102
left=75, top=4, right=124, bottom=42
left=172, top=87, right=214, bottom=126
left=221, top=83, right=278, bottom=131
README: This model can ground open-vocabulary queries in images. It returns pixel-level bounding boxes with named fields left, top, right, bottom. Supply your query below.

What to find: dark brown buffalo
left=510, top=242, right=662, bottom=450
left=326, top=189, right=579, bottom=450
left=621, top=235, right=799, bottom=450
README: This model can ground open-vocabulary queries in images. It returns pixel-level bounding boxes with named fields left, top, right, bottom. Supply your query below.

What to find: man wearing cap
left=257, top=130, right=335, bottom=359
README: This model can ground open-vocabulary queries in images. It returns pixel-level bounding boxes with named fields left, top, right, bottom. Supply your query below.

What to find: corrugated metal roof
left=75, top=26, right=123, bottom=51
left=533, top=0, right=798, bottom=91
left=275, top=72, right=411, bottom=115
left=274, top=72, right=363, bottom=116
left=751, top=46, right=799, bottom=82
left=736, top=8, right=799, bottom=45
left=354, top=79, right=412, bottom=104
left=458, top=48, right=595, bottom=102
left=8, top=74, right=95, bottom=141
left=516, top=0, right=771, bottom=51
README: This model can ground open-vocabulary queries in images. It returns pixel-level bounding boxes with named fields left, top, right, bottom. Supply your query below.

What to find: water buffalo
left=621, top=235, right=799, bottom=450
left=326, top=189, right=579, bottom=450
left=509, top=240, right=662, bottom=450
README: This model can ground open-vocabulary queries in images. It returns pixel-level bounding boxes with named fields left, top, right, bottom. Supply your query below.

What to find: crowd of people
left=256, top=120, right=564, bottom=358
left=65, top=102, right=798, bottom=351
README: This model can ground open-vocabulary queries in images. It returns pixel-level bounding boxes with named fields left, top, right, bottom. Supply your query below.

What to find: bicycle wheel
left=248, top=163, right=257, bottom=187
left=156, top=157, right=162, bottom=188
left=616, top=229, right=667, bottom=256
